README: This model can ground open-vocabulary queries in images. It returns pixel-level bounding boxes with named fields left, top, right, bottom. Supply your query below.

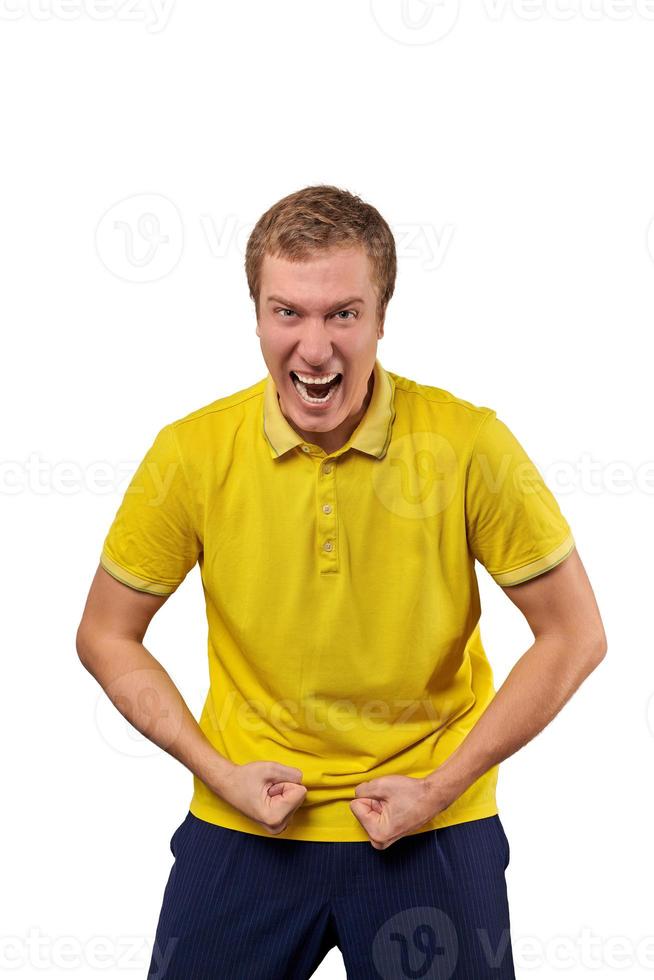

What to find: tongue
left=306, top=381, right=333, bottom=397
left=304, top=376, right=339, bottom=398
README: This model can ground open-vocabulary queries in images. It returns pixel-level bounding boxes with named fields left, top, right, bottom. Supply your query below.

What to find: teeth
left=291, top=371, right=342, bottom=404
left=293, top=371, right=340, bottom=384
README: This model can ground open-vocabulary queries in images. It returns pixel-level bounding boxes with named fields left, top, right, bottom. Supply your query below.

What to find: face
left=255, top=245, right=384, bottom=454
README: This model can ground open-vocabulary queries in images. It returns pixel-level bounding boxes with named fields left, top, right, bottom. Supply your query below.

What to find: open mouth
left=290, top=371, right=343, bottom=405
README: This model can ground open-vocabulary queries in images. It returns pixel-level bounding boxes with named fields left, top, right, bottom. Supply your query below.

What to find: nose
left=296, top=318, right=336, bottom=369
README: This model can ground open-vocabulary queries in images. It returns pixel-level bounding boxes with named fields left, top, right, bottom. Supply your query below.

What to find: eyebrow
left=266, top=295, right=365, bottom=311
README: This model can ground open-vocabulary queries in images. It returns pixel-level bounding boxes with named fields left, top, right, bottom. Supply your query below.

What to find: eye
left=332, top=310, right=356, bottom=320
left=276, top=308, right=297, bottom=319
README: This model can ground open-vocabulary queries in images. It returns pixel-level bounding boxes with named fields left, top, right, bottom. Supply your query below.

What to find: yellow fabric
left=100, top=358, right=574, bottom=841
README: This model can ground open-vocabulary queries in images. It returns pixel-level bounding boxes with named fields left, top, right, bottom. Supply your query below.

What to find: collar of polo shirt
left=261, top=357, right=397, bottom=460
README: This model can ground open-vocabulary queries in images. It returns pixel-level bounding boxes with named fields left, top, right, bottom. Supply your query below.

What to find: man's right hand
left=213, top=761, right=307, bottom=835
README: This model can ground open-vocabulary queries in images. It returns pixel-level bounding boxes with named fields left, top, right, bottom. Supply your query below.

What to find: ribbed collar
left=262, top=357, right=396, bottom=459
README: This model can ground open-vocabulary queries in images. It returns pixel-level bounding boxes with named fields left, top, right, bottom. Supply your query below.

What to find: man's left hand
left=349, top=774, right=447, bottom=849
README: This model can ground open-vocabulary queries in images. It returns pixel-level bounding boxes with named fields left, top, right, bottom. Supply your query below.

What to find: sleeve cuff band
left=100, top=552, right=178, bottom=596
left=491, top=532, right=576, bottom=587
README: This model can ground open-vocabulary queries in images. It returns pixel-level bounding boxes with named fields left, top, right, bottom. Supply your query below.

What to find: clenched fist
left=216, top=761, right=307, bottom=835
left=350, top=774, right=445, bottom=849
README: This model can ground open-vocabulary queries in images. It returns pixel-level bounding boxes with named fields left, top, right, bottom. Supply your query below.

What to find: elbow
left=76, top=623, right=96, bottom=669
left=584, top=628, right=608, bottom=670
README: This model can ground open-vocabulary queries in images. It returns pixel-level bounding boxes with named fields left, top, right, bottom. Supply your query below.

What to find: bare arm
left=76, top=565, right=307, bottom=833
left=76, top=564, right=235, bottom=790
left=425, top=547, right=607, bottom=806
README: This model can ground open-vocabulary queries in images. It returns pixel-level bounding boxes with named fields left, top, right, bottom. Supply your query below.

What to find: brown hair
left=245, top=184, right=396, bottom=323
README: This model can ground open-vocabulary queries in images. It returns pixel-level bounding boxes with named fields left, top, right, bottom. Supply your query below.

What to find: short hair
left=245, top=184, right=397, bottom=323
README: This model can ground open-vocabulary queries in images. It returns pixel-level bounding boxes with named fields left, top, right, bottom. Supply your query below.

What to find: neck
left=293, top=369, right=375, bottom=455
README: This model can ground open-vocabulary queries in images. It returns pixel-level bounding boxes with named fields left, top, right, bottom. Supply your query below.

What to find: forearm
left=426, top=634, right=604, bottom=808
left=78, top=636, right=234, bottom=792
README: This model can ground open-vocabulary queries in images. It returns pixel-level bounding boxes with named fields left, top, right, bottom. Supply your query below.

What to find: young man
left=77, top=185, right=607, bottom=979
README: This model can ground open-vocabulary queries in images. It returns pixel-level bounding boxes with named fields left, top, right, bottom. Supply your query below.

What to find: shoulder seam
left=167, top=423, right=202, bottom=546
left=390, top=375, right=492, bottom=418
left=170, top=381, right=266, bottom=430
left=463, top=408, right=498, bottom=545
left=466, top=408, right=497, bottom=477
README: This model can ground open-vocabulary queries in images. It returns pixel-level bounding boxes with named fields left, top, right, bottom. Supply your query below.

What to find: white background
left=2, top=1, right=651, bottom=977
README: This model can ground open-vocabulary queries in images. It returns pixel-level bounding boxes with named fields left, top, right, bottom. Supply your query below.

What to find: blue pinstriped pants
left=146, top=810, right=515, bottom=979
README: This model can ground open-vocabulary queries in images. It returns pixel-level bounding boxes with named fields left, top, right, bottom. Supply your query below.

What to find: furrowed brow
left=267, top=295, right=365, bottom=311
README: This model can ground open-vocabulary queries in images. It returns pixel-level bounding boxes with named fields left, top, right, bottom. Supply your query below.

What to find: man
left=77, top=185, right=607, bottom=979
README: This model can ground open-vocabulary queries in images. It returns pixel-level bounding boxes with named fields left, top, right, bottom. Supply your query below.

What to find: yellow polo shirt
left=99, top=358, right=575, bottom=841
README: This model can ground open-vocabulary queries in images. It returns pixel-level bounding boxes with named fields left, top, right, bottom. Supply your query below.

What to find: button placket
left=317, top=458, right=338, bottom=573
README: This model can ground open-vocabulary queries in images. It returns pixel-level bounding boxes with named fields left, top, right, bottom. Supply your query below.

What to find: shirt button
left=301, top=445, right=310, bottom=453
left=323, top=463, right=332, bottom=474
left=323, top=540, right=334, bottom=552
left=322, top=504, right=332, bottom=514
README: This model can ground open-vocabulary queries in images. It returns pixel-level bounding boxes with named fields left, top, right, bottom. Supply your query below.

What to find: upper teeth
left=294, top=372, right=340, bottom=384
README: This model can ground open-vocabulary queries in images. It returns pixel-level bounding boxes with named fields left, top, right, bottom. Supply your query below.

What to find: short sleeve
left=465, top=410, right=575, bottom=587
left=100, top=423, right=201, bottom=595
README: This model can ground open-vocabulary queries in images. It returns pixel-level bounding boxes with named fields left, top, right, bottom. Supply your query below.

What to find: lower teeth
left=292, top=375, right=342, bottom=404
